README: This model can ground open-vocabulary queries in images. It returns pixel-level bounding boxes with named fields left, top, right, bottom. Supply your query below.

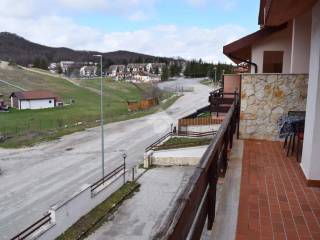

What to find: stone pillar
left=144, top=151, right=153, bottom=168
left=301, top=0, right=320, bottom=182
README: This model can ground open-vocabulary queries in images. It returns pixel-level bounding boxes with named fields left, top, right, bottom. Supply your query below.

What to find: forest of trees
left=184, top=60, right=235, bottom=81
left=32, top=58, right=48, bottom=70
left=161, top=62, right=183, bottom=81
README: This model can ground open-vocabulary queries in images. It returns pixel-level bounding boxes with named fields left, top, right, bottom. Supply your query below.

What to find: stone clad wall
left=240, top=74, right=308, bottom=140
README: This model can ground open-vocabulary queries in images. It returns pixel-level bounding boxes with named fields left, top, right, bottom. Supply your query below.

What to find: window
left=263, top=51, right=284, bottom=73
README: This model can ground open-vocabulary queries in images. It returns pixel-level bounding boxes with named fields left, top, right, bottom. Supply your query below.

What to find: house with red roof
left=10, top=90, right=63, bottom=110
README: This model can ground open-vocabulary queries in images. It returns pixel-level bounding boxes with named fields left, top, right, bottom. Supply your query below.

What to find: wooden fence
left=127, top=98, right=158, bottom=112
left=178, top=117, right=224, bottom=127
left=153, top=92, right=240, bottom=240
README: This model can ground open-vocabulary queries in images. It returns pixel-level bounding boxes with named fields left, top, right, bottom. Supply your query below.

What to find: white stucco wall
left=251, top=25, right=292, bottom=74
left=19, top=99, right=55, bottom=110
left=301, top=0, right=320, bottom=181
left=180, top=124, right=220, bottom=133
left=152, top=146, right=208, bottom=166
left=290, top=11, right=312, bottom=74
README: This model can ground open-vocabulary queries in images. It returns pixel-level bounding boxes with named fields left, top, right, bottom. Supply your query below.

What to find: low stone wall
left=240, top=74, right=308, bottom=140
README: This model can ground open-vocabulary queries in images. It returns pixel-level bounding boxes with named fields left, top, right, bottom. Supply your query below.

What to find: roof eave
left=223, top=23, right=288, bottom=63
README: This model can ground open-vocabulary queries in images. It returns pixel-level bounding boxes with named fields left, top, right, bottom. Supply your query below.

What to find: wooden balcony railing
left=209, top=89, right=238, bottom=116
left=153, top=92, right=240, bottom=240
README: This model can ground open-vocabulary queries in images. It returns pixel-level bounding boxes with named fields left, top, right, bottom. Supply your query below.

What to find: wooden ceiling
left=261, top=0, right=317, bottom=26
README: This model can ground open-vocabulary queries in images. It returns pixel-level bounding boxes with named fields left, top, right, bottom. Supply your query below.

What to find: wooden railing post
left=207, top=154, right=218, bottom=230
left=220, top=130, right=229, bottom=177
left=229, top=118, right=234, bottom=149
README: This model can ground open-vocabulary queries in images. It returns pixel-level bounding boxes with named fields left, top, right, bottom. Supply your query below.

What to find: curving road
left=0, top=78, right=211, bottom=239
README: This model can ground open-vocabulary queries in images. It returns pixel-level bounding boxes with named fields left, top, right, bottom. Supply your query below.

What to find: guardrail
left=177, top=130, right=217, bottom=137
left=145, top=131, right=218, bottom=152
left=10, top=213, right=51, bottom=240
left=11, top=163, right=129, bottom=240
left=145, top=132, right=173, bottom=152
left=209, top=90, right=238, bottom=117
left=90, top=164, right=125, bottom=192
left=153, top=92, right=240, bottom=240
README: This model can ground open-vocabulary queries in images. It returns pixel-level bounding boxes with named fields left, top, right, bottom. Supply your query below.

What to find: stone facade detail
left=240, top=74, right=308, bottom=140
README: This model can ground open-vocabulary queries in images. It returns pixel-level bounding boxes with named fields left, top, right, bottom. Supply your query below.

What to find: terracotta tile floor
left=236, top=140, right=320, bottom=240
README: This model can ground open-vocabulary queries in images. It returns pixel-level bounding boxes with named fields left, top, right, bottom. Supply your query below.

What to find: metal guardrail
left=177, top=130, right=217, bottom=137
left=90, top=164, right=125, bottom=192
left=146, top=131, right=217, bottom=152
left=11, top=164, right=127, bottom=240
left=154, top=92, right=240, bottom=240
left=145, top=132, right=173, bottom=152
left=10, top=213, right=51, bottom=240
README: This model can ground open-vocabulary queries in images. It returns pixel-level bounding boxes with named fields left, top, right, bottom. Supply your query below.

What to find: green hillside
left=0, top=65, right=174, bottom=148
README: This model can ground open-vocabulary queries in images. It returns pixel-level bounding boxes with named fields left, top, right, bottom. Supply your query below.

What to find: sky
left=0, top=0, right=260, bottom=63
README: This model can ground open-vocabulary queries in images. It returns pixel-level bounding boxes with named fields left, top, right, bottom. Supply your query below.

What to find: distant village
left=46, top=60, right=187, bottom=83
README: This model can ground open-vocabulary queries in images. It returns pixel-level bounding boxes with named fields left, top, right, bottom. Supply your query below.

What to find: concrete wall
left=20, top=99, right=55, bottom=110
left=223, top=74, right=241, bottom=93
left=251, top=26, right=292, bottom=74
left=28, top=170, right=131, bottom=240
left=180, top=124, right=220, bottom=133
left=290, top=11, right=312, bottom=74
left=151, top=146, right=208, bottom=166
left=301, top=0, right=320, bottom=181
left=240, top=74, right=308, bottom=140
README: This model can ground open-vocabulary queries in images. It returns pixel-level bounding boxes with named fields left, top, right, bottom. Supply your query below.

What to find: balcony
left=236, top=140, right=320, bottom=240
left=153, top=76, right=320, bottom=239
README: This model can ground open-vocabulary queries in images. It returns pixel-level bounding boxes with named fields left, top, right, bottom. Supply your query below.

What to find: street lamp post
left=122, top=153, right=127, bottom=184
left=222, top=69, right=225, bottom=88
left=214, top=67, right=217, bottom=85
left=93, top=54, right=105, bottom=179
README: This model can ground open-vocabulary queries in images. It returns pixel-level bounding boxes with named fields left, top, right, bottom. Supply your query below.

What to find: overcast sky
left=0, top=0, right=260, bottom=62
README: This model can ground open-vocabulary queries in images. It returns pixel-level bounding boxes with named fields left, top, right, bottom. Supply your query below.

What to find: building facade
left=223, top=0, right=320, bottom=184
left=10, top=91, right=63, bottom=110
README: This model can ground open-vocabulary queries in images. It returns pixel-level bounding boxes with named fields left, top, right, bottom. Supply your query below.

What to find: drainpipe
left=228, top=54, right=258, bottom=73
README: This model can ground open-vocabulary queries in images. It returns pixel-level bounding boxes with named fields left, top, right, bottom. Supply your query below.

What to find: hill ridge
left=0, top=32, right=173, bottom=66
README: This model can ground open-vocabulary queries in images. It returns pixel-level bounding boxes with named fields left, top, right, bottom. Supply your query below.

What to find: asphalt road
left=0, top=78, right=211, bottom=239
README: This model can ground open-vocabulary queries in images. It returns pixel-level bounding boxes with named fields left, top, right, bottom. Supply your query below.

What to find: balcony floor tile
left=236, top=140, right=320, bottom=240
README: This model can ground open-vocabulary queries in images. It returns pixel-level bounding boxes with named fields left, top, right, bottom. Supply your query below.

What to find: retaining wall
left=29, top=170, right=133, bottom=240
left=148, top=146, right=208, bottom=166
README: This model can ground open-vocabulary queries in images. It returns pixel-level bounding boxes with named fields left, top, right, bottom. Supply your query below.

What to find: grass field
left=0, top=66, right=179, bottom=148
left=155, top=137, right=211, bottom=150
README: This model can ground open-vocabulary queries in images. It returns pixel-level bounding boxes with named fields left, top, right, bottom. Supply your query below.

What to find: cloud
left=57, top=0, right=157, bottom=20
left=0, top=0, right=156, bottom=21
left=0, top=11, right=246, bottom=62
left=0, top=0, right=247, bottom=62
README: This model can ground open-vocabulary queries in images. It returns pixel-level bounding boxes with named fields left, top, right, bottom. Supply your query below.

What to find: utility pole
left=93, top=55, right=105, bottom=179
left=214, top=66, right=217, bottom=84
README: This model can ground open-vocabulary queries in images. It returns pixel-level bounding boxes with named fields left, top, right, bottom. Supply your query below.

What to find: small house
left=10, top=90, right=63, bottom=110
